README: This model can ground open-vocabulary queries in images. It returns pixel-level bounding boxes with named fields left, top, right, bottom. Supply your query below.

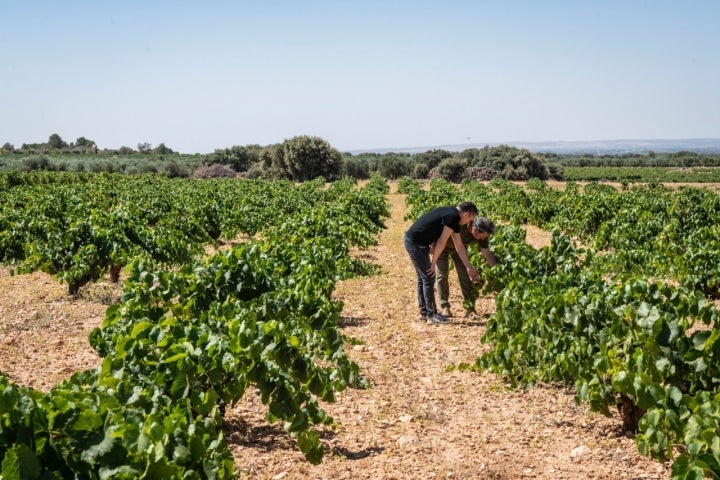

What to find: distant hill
left=348, top=138, right=720, bottom=155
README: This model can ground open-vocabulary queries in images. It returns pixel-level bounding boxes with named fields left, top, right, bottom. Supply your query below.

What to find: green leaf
left=692, top=331, right=712, bottom=351
left=684, top=416, right=701, bottom=444
left=285, top=410, right=309, bottom=433
left=80, top=428, right=116, bottom=464
left=98, top=465, right=143, bottom=480
left=687, top=440, right=705, bottom=456
left=71, top=409, right=103, bottom=431
left=636, top=302, right=660, bottom=328
left=296, top=429, right=323, bottom=465
left=611, top=371, right=633, bottom=394
left=161, top=352, right=187, bottom=364
left=654, top=357, right=670, bottom=373
left=0, top=386, right=19, bottom=414
left=643, top=409, right=661, bottom=428
left=1, top=445, right=42, bottom=480
left=130, top=321, right=153, bottom=338
left=688, top=357, right=708, bottom=373
left=667, top=386, right=683, bottom=407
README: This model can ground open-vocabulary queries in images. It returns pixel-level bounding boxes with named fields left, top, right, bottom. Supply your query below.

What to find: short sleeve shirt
left=406, top=206, right=461, bottom=246
left=445, top=222, right=490, bottom=251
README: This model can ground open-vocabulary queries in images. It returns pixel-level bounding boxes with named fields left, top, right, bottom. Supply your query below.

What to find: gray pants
left=436, top=249, right=475, bottom=310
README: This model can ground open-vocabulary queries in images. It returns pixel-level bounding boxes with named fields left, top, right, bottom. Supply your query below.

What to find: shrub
left=282, top=136, right=342, bottom=181
left=165, top=161, right=190, bottom=178
left=342, top=157, right=370, bottom=179
left=21, top=155, right=53, bottom=171
left=415, top=149, right=453, bottom=170
left=378, top=156, right=412, bottom=179
left=471, top=144, right=550, bottom=180
left=435, top=157, right=469, bottom=183
left=208, top=145, right=261, bottom=172
left=412, top=163, right=430, bottom=179
left=546, top=163, right=564, bottom=180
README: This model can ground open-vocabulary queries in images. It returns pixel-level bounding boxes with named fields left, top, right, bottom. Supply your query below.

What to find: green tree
left=546, top=163, right=564, bottom=180
left=342, top=157, right=370, bottom=179
left=415, top=149, right=453, bottom=170
left=210, top=145, right=261, bottom=172
left=48, top=133, right=66, bottom=150
left=137, top=142, right=152, bottom=154
left=282, top=136, right=342, bottom=181
left=152, top=143, right=174, bottom=154
left=378, top=156, right=412, bottom=179
left=472, top=144, right=550, bottom=180
left=413, top=162, right=430, bottom=179
left=436, top=156, right=469, bottom=183
left=257, top=143, right=288, bottom=179
left=1, top=142, right=14, bottom=153
left=117, top=146, right=135, bottom=155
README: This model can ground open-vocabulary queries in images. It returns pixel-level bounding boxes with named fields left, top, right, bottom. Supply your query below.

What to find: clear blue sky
left=2, top=1, right=719, bottom=154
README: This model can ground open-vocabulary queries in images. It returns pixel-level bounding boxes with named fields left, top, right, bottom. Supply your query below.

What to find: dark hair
left=472, top=216, right=495, bottom=235
left=457, top=201, right=478, bottom=216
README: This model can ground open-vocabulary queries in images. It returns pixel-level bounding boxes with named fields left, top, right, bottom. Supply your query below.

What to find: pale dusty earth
left=7, top=181, right=718, bottom=479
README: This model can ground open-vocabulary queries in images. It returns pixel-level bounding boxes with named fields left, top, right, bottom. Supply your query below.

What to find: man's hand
left=467, top=266, right=479, bottom=282
left=426, top=264, right=436, bottom=276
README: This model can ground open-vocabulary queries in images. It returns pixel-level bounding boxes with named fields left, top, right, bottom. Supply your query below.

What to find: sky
left=1, top=1, right=719, bottom=154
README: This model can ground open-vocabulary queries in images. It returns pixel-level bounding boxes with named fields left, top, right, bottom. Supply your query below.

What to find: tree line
left=5, top=133, right=720, bottom=183
left=545, top=150, right=720, bottom=168
left=1, top=133, right=563, bottom=183
left=2, top=134, right=176, bottom=156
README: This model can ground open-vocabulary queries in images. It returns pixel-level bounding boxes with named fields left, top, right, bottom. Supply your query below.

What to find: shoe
left=417, top=314, right=426, bottom=322
left=440, top=306, right=452, bottom=318
left=426, top=312, right=450, bottom=325
left=464, top=309, right=479, bottom=320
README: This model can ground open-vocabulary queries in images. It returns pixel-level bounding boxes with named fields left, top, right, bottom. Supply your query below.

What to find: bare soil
left=0, top=184, right=674, bottom=479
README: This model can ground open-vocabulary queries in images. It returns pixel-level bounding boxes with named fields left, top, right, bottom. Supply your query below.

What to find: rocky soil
left=0, top=184, right=675, bottom=479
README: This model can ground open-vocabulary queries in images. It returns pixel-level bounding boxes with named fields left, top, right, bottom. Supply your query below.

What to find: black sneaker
left=426, top=312, right=450, bottom=325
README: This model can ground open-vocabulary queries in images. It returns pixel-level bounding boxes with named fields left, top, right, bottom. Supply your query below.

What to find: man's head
left=471, top=216, right=495, bottom=240
left=457, top=202, right=478, bottom=226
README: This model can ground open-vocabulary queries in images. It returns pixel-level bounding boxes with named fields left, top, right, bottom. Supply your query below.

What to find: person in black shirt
left=436, top=216, right=496, bottom=319
left=403, top=202, right=479, bottom=324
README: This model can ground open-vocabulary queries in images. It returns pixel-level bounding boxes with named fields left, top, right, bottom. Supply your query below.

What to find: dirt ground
left=0, top=184, right=675, bottom=479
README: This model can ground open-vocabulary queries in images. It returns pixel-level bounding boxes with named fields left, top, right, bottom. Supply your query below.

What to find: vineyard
left=0, top=173, right=389, bottom=478
left=400, top=177, right=720, bottom=479
left=1, top=173, right=720, bottom=478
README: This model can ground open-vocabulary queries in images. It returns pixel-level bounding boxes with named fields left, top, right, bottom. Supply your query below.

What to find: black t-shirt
left=406, top=206, right=461, bottom=246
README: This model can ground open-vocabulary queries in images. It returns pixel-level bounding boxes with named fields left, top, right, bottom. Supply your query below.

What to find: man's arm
left=481, top=247, right=497, bottom=267
left=428, top=226, right=454, bottom=275
left=451, top=232, right=479, bottom=281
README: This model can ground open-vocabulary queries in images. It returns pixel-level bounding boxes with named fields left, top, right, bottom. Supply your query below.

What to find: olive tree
left=415, top=149, right=453, bottom=170
left=342, top=157, right=370, bottom=179
left=282, top=135, right=342, bottom=181
left=48, top=133, right=67, bottom=150
left=257, top=143, right=288, bottom=179
left=378, top=156, right=412, bottom=179
left=209, top=144, right=261, bottom=172
left=472, top=144, right=550, bottom=180
left=435, top=156, right=469, bottom=183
